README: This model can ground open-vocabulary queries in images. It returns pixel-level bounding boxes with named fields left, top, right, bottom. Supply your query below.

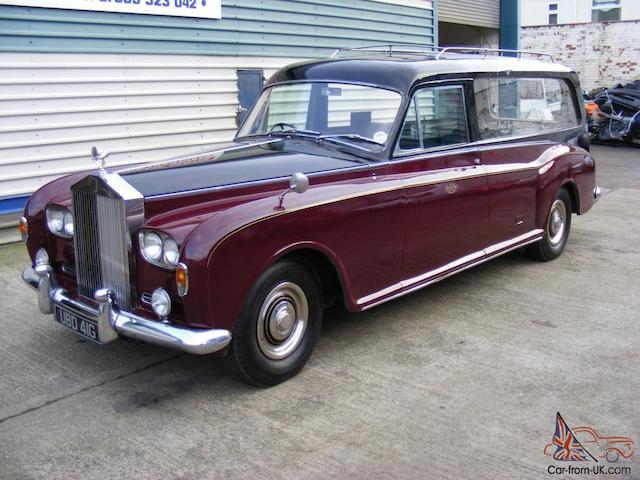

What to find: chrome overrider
left=22, top=263, right=231, bottom=355
left=594, top=186, right=603, bottom=200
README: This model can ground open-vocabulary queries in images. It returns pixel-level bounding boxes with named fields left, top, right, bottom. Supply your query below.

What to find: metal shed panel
left=0, top=0, right=435, bottom=57
left=0, top=0, right=435, bottom=210
left=0, top=53, right=298, bottom=198
left=438, top=0, right=499, bottom=29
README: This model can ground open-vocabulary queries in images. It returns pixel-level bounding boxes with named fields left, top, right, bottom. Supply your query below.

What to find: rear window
left=474, top=77, right=580, bottom=140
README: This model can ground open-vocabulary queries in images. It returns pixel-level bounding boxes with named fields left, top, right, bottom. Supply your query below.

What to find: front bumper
left=22, top=265, right=231, bottom=355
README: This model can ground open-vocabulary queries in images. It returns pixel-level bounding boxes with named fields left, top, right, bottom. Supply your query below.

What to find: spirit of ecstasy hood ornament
left=91, top=145, right=110, bottom=174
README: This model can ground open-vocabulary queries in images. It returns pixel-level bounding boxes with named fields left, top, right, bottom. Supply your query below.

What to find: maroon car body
left=21, top=49, right=600, bottom=385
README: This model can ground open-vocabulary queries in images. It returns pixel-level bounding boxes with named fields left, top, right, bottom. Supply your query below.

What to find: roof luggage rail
left=435, top=47, right=555, bottom=62
left=330, top=44, right=555, bottom=63
left=330, top=44, right=442, bottom=58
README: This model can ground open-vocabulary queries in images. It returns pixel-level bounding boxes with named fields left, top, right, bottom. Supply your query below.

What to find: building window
left=592, top=0, right=621, bottom=22
left=549, top=3, right=558, bottom=24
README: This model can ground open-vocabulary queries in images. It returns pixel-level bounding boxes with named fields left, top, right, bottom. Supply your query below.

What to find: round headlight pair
left=46, top=206, right=74, bottom=238
left=139, top=230, right=180, bottom=268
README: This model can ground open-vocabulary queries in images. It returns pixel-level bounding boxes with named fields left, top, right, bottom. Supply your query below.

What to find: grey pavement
left=0, top=144, right=639, bottom=480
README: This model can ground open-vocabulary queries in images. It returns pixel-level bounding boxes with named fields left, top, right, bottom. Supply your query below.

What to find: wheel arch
left=267, top=242, right=354, bottom=311
left=560, top=179, right=580, bottom=214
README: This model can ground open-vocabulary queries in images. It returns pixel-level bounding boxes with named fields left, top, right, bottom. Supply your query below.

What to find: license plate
left=54, top=305, right=101, bottom=344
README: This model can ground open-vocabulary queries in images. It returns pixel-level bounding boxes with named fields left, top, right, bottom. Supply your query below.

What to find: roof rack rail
left=435, top=47, right=555, bottom=62
left=330, top=44, right=442, bottom=58
left=330, top=44, right=555, bottom=63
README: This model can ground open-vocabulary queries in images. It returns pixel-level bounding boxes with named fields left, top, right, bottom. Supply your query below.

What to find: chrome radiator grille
left=72, top=186, right=132, bottom=309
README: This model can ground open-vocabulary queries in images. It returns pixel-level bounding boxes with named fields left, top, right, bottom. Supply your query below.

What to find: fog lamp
left=151, top=288, right=171, bottom=319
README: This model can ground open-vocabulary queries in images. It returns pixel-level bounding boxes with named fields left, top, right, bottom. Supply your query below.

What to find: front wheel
left=526, top=189, right=572, bottom=262
left=226, top=259, right=323, bottom=387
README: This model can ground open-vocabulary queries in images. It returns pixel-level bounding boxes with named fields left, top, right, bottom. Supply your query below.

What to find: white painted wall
left=0, top=53, right=302, bottom=198
left=522, top=0, right=640, bottom=26
left=522, top=20, right=640, bottom=90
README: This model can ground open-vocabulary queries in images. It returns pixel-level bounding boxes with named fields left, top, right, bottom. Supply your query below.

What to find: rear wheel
left=526, top=189, right=572, bottom=262
left=226, top=260, right=322, bottom=387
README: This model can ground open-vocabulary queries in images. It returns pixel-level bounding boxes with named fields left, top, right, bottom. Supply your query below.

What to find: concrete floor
left=0, top=144, right=638, bottom=480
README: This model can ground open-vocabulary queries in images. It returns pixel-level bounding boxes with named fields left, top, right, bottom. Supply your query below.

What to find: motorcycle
left=584, top=80, right=640, bottom=146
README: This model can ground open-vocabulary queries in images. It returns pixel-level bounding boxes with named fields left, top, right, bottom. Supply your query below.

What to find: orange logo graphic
left=544, top=413, right=635, bottom=463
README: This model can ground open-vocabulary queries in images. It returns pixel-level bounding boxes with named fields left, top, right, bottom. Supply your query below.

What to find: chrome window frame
left=473, top=76, right=581, bottom=142
left=394, top=83, right=471, bottom=157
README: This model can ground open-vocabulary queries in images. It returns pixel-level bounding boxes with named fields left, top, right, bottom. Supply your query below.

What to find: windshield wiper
left=268, top=129, right=321, bottom=137
left=317, top=134, right=385, bottom=151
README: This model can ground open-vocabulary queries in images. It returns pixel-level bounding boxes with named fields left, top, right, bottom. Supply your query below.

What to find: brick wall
left=521, top=20, right=640, bottom=92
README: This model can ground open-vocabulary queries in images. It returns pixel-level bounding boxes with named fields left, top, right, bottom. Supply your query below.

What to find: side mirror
left=289, top=172, right=309, bottom=194
left=276, top=172, right=309, bottom=210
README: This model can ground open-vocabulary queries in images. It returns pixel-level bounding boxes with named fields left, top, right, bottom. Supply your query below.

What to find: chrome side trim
left=22, top=265, right=231, bottom=355
left=147, top=140, right=572, bottom=201
left=538, top=160, right=555, bottom=175
left=483, top=145, right=570, bottom=176
left=402, top=250, right=486, bottom=291
left=483, top=229, right=544, bottom=255
left=207, top=165, right=489, bottom=265
left=358, top=229, right=544, bottom=308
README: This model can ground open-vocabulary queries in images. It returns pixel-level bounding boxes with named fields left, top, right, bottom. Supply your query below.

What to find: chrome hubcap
left=257, top=282, right=308, bottom=360
left=548, top=199, right=567, bottom=246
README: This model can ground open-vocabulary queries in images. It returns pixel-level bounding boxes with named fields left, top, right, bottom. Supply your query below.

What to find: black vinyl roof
left=267, top=55, right=575, bottom=93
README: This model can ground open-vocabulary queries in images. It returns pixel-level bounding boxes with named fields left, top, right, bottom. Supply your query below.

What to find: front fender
left=181, top=201, right=359, bottom=330
left=179, top=172, right=405, bottom=329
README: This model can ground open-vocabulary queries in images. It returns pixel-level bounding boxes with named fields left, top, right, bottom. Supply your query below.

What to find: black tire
left=526, top=188, right=572, bottom=262
left=226, top=259, right=323, bottom=387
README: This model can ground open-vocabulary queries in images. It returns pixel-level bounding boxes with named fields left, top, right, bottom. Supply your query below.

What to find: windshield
left=237, top=82, right=403, bottom=151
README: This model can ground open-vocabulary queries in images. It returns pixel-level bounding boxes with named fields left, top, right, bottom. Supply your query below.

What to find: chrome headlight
left=142, top=231, right=163, bottom=262
left=46, top=205, right=73, bottom=238
left=63, top=211, right=74, bottom=236
left=138, top=230, right=181, bottom=268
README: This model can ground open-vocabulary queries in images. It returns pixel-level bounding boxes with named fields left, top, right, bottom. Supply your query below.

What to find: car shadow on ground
left=108, top=248, right=535, bottom=408
left=14, top=246, right=534, bottom=418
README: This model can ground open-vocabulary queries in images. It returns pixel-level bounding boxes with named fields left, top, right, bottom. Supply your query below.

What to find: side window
left=398, top=85, right=469, bottom=151
left=474, top=77, right=580, bottom=140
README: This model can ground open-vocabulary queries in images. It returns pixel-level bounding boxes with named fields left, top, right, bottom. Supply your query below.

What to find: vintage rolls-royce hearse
left=21, top=46, right=601, bottom=386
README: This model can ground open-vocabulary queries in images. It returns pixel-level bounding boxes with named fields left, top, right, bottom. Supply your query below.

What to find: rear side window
left=474, top=77, right=580, bottom=140
left=398, top=85, right=469, bottom=151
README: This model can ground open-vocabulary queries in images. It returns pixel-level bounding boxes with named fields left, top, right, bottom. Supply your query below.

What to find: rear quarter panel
left=535, top=148, right=596, bottom=229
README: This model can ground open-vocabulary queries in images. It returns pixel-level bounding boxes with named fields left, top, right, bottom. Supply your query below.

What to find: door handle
left=474, top=158, right=481, bottom=165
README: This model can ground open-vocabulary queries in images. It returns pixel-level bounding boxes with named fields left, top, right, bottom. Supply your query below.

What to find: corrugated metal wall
left=0, top=0, right=435, bottom=57
left=0, top=54, right=297, bottom=198
left=0, top=0, right=435, bottom=207
left=438, top=0, right=499, bottom=29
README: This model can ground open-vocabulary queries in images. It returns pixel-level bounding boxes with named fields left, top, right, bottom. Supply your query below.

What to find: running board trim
left=357, top=229, right=544, bottom=309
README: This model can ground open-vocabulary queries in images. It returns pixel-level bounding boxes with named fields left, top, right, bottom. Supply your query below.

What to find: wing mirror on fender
left=276, top=172, right=309, bottom=210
